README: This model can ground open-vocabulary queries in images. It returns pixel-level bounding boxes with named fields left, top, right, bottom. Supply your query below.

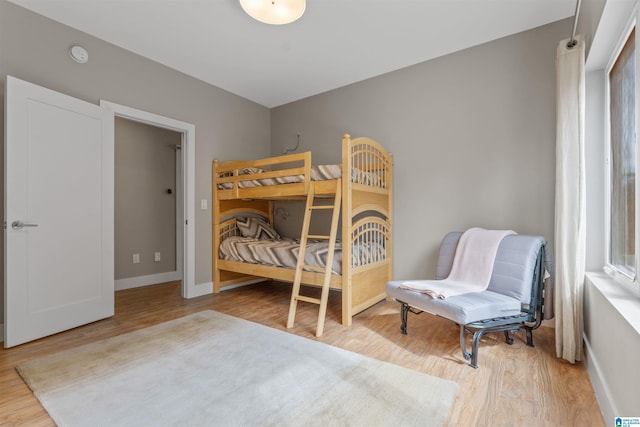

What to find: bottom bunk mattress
left=219, top=236, right=386, bottom=275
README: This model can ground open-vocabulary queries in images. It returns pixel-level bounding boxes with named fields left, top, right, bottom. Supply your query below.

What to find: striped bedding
left=219, top=236, right=386, bottom=275
left=218, top=164, right=383, bottom=189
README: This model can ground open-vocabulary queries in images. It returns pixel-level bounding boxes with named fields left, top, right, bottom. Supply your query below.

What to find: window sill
left=585, top=271, right=640, bottom=335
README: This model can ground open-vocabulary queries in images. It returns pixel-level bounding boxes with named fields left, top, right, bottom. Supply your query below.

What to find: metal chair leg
left=504, top=330, right=514, bottom=345
left=469, top=330, right=485, bottom=369
left=460, top=325, right=483, bottom=368
left=400, top=303, right=410, bottom=335
left=525, top=327, right=535, bottom=347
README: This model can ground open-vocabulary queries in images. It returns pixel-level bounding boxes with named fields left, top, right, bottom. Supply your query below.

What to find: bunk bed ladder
left=286, top=179, right=342, bottom=337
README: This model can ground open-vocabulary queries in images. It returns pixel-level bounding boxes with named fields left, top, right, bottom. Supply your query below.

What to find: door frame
left=101, top=101, right=200, bottom=298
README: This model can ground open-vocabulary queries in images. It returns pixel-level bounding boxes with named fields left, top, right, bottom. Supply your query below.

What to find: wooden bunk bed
left=212, top=134, right=393, bottom=327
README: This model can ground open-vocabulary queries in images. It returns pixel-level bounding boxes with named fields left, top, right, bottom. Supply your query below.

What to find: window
left=607, top=26, right=637, bottom=281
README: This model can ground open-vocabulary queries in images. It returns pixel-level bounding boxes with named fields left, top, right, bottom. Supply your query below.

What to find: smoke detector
left=69, top=45, right=89, bottom=64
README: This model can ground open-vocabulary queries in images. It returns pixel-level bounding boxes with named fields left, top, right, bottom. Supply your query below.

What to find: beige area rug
left=17, top=310, right=458, bottom=427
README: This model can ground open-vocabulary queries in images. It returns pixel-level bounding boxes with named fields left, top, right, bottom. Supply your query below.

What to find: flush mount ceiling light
left=239, top=0, right=306, bottom=25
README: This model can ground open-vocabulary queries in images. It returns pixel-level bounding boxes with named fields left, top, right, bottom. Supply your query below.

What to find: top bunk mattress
left=217, top=164, right=383, bottom=189
left=218, top=165, right=339, bottom=189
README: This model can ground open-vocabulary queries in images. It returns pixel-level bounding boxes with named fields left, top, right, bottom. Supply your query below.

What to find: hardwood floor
left=1, top=280, right=604, bottom=426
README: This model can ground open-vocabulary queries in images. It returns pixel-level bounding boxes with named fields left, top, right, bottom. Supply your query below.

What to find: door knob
left=11, top=221, right=38, bottom=230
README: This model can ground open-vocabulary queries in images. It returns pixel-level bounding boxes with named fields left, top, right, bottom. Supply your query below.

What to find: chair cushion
left=386, top=280, right=522, bottom=325
left=436, top=232, right=545, bottom=304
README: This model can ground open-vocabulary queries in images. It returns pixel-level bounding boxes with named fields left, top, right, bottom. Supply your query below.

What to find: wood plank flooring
left=0, top=280, right=604, bottom=426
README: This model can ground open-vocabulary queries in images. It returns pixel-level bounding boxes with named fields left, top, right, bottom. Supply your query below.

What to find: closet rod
left=567, top=0, right=582, bottom=48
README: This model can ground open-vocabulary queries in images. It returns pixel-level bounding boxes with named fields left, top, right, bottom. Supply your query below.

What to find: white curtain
left=554, top=35, right=586, bottom=363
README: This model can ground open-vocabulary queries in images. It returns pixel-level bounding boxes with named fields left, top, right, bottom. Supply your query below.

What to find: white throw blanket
left=400, top=228, right=516, bottom=299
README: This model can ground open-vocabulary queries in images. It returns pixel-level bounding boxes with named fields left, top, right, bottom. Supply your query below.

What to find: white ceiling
left=8, top=0, right=576, bottom=108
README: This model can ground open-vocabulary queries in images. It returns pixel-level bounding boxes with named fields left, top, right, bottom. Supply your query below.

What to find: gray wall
left=115, top=118, right=179, bottom=280
left=272, top=19, right=569, bottom=280
left=1, top=0, right=271, bottom=322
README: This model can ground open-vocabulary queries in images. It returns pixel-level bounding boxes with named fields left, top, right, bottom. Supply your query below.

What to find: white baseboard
left=115, top=271, right=181, bottom=291
left=584, top=335, right=617, bottom=424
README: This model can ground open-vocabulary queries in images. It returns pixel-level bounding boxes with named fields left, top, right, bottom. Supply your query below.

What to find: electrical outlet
left=154, top=252, right=161, bottom=262
left=133, top=253, right=140, bottom=264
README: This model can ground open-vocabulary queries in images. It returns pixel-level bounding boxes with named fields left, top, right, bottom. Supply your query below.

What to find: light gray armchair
left=386, top=232, right=551, bottom=368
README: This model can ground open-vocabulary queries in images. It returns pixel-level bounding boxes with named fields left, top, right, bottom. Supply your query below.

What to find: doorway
left=114, top=118, right=181, bottom=290
left=101, top=101, right=199, bottom=298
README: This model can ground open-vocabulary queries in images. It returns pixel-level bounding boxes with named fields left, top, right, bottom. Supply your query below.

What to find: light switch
left=201, top=199, right=208, bottom=210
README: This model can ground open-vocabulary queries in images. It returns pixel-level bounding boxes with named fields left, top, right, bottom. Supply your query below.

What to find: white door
left=4, top=76, right=114, bottom=347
